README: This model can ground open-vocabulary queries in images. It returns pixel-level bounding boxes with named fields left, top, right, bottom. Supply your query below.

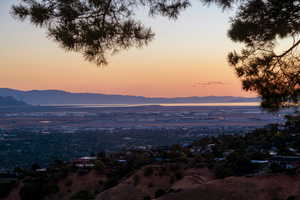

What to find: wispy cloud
left=192, top=81, right=228, bottom=87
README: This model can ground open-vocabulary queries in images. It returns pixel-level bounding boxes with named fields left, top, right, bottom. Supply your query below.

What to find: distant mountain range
left=0, top=96, right=27, bottom=106
left=0, top=88, right=259, bottom=105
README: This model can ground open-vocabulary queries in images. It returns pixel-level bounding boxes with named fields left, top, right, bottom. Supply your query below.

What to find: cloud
left=192, top=81, right=228, bottom=87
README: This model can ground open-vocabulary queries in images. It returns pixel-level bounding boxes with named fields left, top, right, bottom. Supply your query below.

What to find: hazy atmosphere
left=1, top=1, right=300, bottom=200
left=0, top=0, right=250, bottom=97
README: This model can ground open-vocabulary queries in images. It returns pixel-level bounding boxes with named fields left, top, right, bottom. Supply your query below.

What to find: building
left=271, top=156, right=300, bottom=169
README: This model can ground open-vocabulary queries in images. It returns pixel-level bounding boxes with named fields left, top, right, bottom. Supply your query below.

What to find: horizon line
left=0, top=87, right=259, bottom=99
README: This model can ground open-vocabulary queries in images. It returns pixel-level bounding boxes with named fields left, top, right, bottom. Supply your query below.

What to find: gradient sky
left=0, top=0, right=255, bottom=97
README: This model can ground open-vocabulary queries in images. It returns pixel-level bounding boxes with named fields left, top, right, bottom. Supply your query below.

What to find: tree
left=31, top=163, right=41, bottom=171
left=203, top=0, right=300, bottom=111
left=71, top=190, right=95, bottom=200
left=0, top=182, right=16, bottom=198
left=155, top=188, right=166, bottom=198
left=12, top=0, right=300, bottom=110
left=94, top=160, right=105, bottom=172
left=12, top=0, right=190, bottom=65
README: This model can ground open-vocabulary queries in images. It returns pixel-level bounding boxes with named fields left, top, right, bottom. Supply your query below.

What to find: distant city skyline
left=0, top=0, right=254, bottom=98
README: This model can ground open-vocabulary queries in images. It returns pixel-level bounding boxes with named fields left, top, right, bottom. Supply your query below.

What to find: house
left=269, top=147, right=278, bottom=156
left=117, top=160, right=127, bottom=163
left=270, top=156, right=300, bottom=169
left=215, top=157, right=226, bottom=161
left=75, top=163, right=95, bottom=168
left=73, top=156, right=97, bottom=168
left=251, top=160, right=269, bottom=164
left=78, top=156, right=97, bottom=161
left=36, top=168, right=47, bottom=173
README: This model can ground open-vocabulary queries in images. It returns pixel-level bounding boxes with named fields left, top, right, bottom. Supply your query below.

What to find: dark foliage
left=214, top=151, right=258, bottom=178
left=20, top=180, right=59, bottom=200
left=0, top=182, right=16, bottom=198
left=143, top=166, right=154, bottom=177
left=133, top=174, right=140, bottom=186
left=12, top=0, right=190, bottom=65
left=103, top=176, right=119, bottom=190
left=71, top=190, right=95, bottom=200
left=155, top=188, right=166, bottom=198
left=287, top=195, right=297, bottom=200
left=143, top=196, right=151, bottom=200
left=175, top=171, right=183, bottom=180
left=204, top=0, right=300, bottom=111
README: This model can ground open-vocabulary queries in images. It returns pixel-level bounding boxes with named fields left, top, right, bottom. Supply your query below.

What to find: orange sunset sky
left=0, top=0, right=255, bottom=98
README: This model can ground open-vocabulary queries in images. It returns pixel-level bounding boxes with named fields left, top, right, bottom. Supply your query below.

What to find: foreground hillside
left=158, top=174, right=300, bottom=200
left=3, top=166, right=300, bottom=200
left=96, top=169, right=300, bottom=200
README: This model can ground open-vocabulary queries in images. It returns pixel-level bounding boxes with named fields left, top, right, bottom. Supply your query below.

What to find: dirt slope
left=159, top=174, right=300, bottom=200
left=96, top=166, right=214, bottom=200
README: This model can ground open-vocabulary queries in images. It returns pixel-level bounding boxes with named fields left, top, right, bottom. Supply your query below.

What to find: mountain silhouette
left=0, top=88, right=259, bottom=105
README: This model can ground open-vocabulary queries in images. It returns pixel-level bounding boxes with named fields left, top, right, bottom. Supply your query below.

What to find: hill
left=158, top=174, right=300, bottom=200
left=0, top=88, right=259, bottom=105
left=0, top=96, right=27, bottom=106
left=4, top=166, right=300, bottom=200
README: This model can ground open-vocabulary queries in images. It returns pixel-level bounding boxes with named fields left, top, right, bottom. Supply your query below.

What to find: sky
left=0, top=0, right=255, bottom=98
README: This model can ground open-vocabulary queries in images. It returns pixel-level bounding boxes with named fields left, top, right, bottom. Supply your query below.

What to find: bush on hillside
left=155, top=189, right=166, bottom=198
left=71, top=190, right=95, bottom=200
left=20, top=181, right=59, bottom=200
left=133, top=175, right=140, bottom=186
left=0, top=181, right=16, bottom=198
left=143, top=167, right=154, bottom=177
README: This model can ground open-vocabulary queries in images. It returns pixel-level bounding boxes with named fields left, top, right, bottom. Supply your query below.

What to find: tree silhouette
left=204, top=0, right=300, bottom=111
left=12, top=0, right=300, bottom=110
left=12, top=0, right=190, bottom=65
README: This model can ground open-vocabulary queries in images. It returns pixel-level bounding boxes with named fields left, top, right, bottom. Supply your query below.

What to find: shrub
left=148, top=182, right=154, bottom=188
left=98, top=180, right=104, bottom=185
left=175, top=172, right=183, bottom=180
left=71, top=190, right=95, bottom=200
left=214, top=165, right=233, bottom=179
left=31, top=163, right=41, bottom=171
left=94, top=160, right=105, bottom=172
left=287, top=196, right=297, bottom=200
left=170, top=164, right=180, bottom=172
left=270, top=163, right=284, bottom=173
left=43, top=184, right=59, bottom=196
left=0, top=181, right=16, bottom=198
left=65, top=179, right=73, bottom=187
left=94, top=188, right=102, bottom=195
left=20, top=182, right=43, bottom=200
left=155, top=189, right=166, bottom=198
left=103, top=177, right=119, bottom=190
left=20, top=181, right=60, bottom=200
left=169, top=176, right=175, bottom=184
left=144, top=167, right=154, bottom=177
left=158, top=171, right=164, bottom=177
left=143, top=195, right=151, bottom=200
left=133, top=175, right=140, bottom=186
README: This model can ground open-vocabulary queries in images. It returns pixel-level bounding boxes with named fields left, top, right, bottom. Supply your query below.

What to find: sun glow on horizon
left=0, top=1, right=256, bottom=98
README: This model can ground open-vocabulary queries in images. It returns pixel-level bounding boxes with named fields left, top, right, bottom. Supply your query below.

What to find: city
left=0, top=104, right=292, bottom=171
